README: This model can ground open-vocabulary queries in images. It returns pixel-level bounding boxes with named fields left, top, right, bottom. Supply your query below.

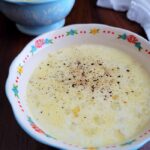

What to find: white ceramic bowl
left=6, top=24, right=150, bottom=150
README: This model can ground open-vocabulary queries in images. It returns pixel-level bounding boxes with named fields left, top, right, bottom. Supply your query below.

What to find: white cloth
left=96, top=0, right=131, bottom=11
left=97, top=0, right=150, bottom=40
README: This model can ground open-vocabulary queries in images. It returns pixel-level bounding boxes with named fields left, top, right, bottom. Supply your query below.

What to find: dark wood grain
left=0, top=0, right=149, bottom=150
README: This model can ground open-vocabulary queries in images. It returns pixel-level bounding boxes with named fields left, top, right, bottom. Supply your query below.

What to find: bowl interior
left=6, top=24, right=150, bottom=150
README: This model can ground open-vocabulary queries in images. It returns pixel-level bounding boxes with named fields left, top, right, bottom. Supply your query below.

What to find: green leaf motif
left=135, top=42, right=142, bottom=51
left=121, top=139, right=136, bottom=146
left=66, top=29, right=78, bottom=36
left=45, top=39, right=53, bottom=44
left=30, top=46, right=37, bottom=54
left=118, top=34, right=127, bottom=40
left=27, top=116, right=34, bottom=124
left=12, top=85, right=19, bottom=98
left=45, top=134, right=57, bottom=139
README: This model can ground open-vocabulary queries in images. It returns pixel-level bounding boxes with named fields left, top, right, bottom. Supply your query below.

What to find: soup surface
left=27, top=45, right=150, bottom=147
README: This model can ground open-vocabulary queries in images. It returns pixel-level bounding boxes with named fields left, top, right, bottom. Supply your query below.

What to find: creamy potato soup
left=27, top=45, right=150, bottom=147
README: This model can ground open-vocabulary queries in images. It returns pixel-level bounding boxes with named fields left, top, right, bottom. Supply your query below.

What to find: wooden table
left=0, top=0, right=150, bottom=149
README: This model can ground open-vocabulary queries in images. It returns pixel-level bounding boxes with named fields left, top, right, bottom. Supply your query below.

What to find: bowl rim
left=5, top=23, right=150, bottom=150
left=3, top=0, right=63, bottom=5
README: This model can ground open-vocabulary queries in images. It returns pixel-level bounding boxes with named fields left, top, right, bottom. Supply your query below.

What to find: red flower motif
left=35, top=39, right=44, bottom=48
left=31, top=124, right=44, bottom=134
left=127, top=35, right=138, bottom=44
